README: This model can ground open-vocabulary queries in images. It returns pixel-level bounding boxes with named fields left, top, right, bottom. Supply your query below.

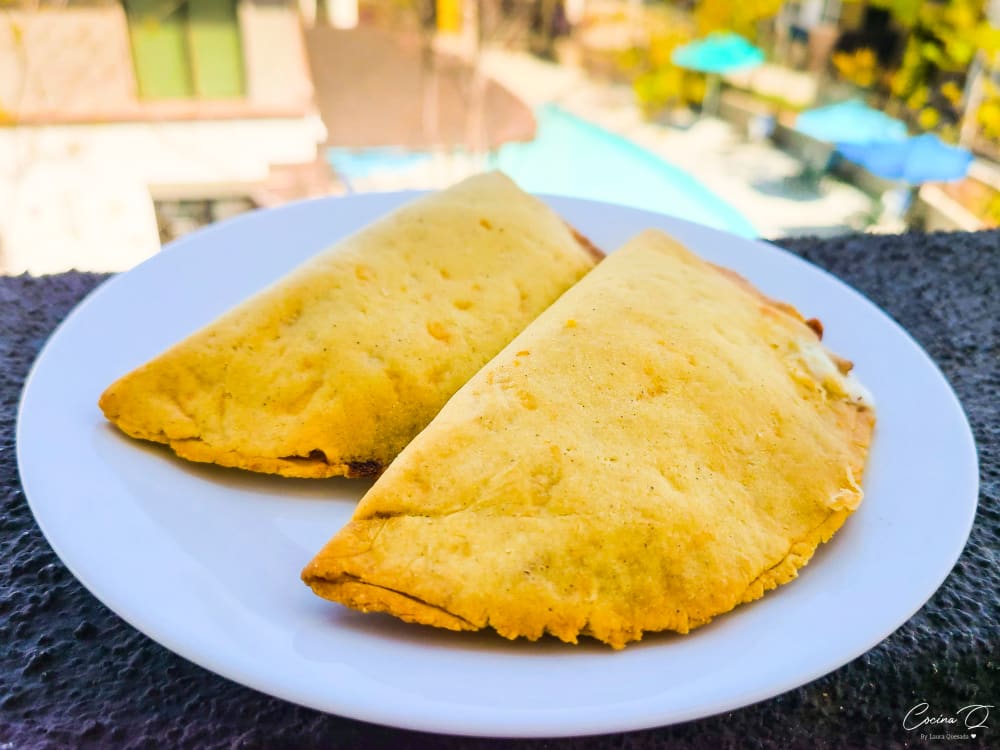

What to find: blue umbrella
left=796, top=100, right=908, bottom=146
left=671, top=32, right=764, bottom=74
left=837, top=134, right=973, bottom=184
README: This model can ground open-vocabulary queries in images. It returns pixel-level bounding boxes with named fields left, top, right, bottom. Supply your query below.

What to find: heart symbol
left=971, top=733, right=977, bottom=738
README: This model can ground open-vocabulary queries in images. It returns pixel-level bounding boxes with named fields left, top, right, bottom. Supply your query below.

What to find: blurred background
left=2, top=0, right=998, bottom=274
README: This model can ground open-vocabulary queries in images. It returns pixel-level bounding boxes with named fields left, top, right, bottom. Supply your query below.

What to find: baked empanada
left=99, top=172, right=600, bottom=477
left=302, top=229, right=875, bottom=647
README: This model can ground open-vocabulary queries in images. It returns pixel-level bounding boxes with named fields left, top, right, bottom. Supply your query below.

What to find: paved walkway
left=520, top=59, right=875, bottom=239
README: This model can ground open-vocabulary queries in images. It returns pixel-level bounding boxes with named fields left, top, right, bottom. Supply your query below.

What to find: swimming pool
left=328, top=105, right=756, bottom=237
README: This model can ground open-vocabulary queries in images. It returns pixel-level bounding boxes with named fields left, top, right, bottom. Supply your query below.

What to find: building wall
left=0, top=4, right=137, bottom=122
left=240, top=0, right=315, bottom=111
left=0, top=0, right=314, bottom=124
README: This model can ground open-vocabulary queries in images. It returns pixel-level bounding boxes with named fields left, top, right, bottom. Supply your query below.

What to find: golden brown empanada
left=303, top=229, right=875, bottom=647
left=99, top=172, right=600, bottom=477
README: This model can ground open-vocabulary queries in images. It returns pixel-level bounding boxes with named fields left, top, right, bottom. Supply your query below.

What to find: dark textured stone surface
left=1, top=232, right=997, bottom=749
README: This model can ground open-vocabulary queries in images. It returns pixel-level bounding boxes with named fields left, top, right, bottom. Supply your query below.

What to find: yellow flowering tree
left=693, top=0, right=783, bottom=42
left=832, top=48, right=878, bottom=89
left=630, top=25, right=706, bottom=115
left=888, top=0, right=988, bottom=141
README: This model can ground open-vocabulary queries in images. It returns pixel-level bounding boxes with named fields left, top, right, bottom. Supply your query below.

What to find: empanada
left=302, top=229, right=875, bottom=647
left=99, top=172, right=600, bottom=477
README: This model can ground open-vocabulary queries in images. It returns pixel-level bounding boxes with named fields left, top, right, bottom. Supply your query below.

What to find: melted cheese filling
left=793, top=339, right=875, bottom=408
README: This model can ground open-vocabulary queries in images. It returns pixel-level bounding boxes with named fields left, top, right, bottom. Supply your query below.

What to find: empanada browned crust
left=99, top=173, right=599, bottom=478
left=302, top=230, right=876, bottom=647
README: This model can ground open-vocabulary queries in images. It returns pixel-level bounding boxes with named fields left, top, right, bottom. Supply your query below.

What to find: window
left=125, top=0, right=245, bottom=99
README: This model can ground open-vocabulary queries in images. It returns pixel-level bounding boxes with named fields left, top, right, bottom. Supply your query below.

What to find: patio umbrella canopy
left=836, top=134, right=973, bottom=184
left=671, top=32, right=764, bottom=74
left=795, top=100, right=908, bottom=146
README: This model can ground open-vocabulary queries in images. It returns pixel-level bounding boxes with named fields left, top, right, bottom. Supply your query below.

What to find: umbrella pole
left=703, top=73, right=721, bottom=117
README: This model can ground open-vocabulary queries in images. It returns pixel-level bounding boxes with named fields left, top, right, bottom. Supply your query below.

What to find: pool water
left=328, top=105, right=756, bottom=238
left=325, top=148, right=431, bottom=179
left=490, top=106, right=756, bottom=237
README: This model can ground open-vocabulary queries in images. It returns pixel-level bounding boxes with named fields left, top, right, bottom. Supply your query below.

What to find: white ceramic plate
left=18, top=193, right=978, bottom=738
